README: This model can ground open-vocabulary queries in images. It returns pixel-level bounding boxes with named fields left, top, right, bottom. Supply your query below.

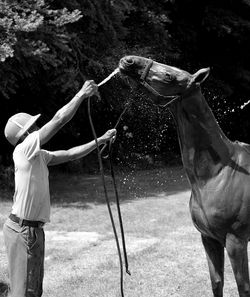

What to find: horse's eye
left=165, top=73, right=174, bottom=81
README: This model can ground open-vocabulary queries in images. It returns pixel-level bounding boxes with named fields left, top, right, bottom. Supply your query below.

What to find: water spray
left=98, top=68, right=120, bottom=87
left=87, top=67, right=130, bottom=297
left=240, top=99, right=250, bottom=110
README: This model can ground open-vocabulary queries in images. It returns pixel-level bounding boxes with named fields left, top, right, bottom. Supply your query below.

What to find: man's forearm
left=67, top=137, right=106, bottom=161
left=53, top=90, right=86, bottom=127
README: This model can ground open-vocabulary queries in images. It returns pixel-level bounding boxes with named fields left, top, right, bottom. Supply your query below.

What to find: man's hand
left=100, top=129, right=117, bottom=143
left=48, top=129, right=117, bottom=165
left=79, top=80, right=99, bottom=99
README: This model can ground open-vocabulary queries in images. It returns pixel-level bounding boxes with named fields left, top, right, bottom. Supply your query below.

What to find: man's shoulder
left=17, top=131, right=39, bottom=147
left=14, top=131, right=41, bottom=160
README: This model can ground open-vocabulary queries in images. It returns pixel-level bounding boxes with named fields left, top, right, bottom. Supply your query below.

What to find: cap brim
left=16, top=114, right=41, bottom=140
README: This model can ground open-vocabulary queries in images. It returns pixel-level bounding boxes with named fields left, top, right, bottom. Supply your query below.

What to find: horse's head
left=119, top=55, right=210, bottom=106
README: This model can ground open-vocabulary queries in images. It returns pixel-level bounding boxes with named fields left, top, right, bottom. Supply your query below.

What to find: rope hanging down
left=106, top=132, right=130, bottom=275
left=86, top=70, right=130, bottom=297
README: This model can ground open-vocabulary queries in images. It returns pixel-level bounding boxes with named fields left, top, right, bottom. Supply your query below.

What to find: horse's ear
left=192, top=68, right=210, bottom=85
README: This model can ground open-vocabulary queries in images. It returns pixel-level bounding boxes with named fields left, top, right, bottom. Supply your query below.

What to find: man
left=3, top=80, right=116, bottom=297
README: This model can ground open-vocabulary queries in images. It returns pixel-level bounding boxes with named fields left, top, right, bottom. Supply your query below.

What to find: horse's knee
left=237, top=283, right=250, bottom=297
left=211, top=278, right=223, bottom=295
left=213, top=278, right=223, bottom=287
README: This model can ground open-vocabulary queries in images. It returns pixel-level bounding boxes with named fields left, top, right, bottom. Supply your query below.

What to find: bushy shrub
left=0, top=165, right=14, bottom=190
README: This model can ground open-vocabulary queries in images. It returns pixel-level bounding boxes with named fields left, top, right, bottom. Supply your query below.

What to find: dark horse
left=118, top=56, right=250, bottom=297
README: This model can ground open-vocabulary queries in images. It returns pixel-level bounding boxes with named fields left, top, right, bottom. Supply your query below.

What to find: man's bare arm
left=48, top=129, right=116, bottom=166
left=39, top=80, right=98, bottom=146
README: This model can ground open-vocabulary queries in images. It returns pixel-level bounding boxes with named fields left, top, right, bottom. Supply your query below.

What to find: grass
left=0, top=166, right=243, bottom=297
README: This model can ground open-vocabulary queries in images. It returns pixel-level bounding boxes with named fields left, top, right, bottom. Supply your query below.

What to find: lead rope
left=87, top=96, right=128, bottom=297
left=101, top=104, right=130, bottom=275
left=98, top=70, right=130, bottom=275
left=107, top=132, right=131, bottom=276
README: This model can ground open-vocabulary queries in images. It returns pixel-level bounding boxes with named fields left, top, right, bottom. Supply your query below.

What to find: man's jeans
left=3, top=218, right=45, bottom=297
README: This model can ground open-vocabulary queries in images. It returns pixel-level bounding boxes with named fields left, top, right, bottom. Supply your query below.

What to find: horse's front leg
left=226, top=233, right=250, bottom=297
left=201, top=235, right=224, bottom=297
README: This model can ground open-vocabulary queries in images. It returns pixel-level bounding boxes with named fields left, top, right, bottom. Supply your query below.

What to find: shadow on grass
left=49, top=166, right=190, bottom=208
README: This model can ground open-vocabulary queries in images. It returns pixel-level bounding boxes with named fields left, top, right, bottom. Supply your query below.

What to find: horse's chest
left=189, top=180, right=250, bottom=242
left=189, top=190, right=233, bottom=241
left=189, top=197, right=216, bottom=238
left=185, top=147, right=222, bottom=180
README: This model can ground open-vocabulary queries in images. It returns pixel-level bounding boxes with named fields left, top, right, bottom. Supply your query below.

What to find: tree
left=0, top=0, right=82, bottom=98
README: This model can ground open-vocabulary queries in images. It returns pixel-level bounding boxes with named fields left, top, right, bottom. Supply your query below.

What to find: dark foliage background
left=1, top=0, right=250, bottom=173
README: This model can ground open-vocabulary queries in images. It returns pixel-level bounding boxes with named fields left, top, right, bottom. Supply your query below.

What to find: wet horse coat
left=119, top=56, right=250, bottom=297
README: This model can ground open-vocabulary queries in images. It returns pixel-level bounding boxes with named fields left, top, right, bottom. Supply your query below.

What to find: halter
left=139, top=59, right=181, bottom=108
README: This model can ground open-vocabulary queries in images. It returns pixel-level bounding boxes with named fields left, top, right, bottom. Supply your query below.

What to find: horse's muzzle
left=118, top=57, right=136, bottom=76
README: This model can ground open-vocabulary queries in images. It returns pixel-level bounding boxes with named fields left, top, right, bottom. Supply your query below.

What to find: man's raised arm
left=38, top=80, right=98, bottom=146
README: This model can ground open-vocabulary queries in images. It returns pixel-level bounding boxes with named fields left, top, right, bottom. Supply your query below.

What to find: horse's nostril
left=119, top=57, right=136, bottom=76
left=119, top=57, right=133, bottom=71
left=125, top=58, right=134, bottom=65
left=120, top=57, right=134, bottom=68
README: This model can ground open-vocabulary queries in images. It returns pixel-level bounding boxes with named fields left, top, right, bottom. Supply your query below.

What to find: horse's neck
left=170, top=88, right=233, bottom=183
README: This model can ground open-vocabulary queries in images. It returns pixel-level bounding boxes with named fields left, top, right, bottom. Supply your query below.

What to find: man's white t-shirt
left=11, top=131, right=54, bottom=223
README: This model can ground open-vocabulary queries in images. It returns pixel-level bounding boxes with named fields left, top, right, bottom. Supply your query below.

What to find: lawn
left=0, top=166, right=242, bottom=297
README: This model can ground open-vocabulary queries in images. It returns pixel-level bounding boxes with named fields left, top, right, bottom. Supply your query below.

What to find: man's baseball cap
left=4, top=112, right=41, bottom=146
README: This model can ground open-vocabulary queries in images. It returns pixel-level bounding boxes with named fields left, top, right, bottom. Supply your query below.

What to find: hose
left=107, top=138, right=131, bottom=275
left=87, top=96, right=126, bottom=297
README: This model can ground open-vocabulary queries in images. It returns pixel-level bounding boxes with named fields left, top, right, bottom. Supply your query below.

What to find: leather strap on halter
left=140, top=59, right=154, bottom=81
left=139, top=59, right=181, bottom=108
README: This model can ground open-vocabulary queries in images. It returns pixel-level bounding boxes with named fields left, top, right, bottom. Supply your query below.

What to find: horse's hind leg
left=226, top=233, right=250, bottom=297
left=201, top=235, right=224, bottom=297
